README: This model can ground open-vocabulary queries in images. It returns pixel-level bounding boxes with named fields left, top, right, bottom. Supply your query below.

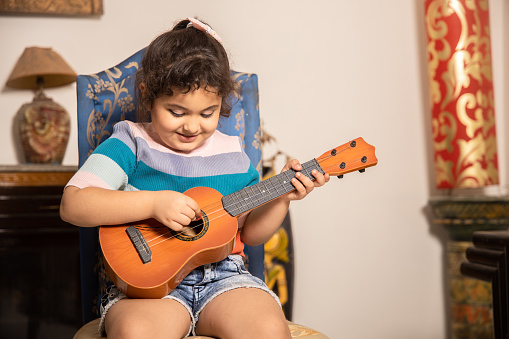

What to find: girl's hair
left=135, top=18, right=237, bottom=123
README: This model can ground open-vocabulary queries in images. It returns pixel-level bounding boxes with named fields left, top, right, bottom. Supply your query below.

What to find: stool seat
left=73, top=318, right=329, bottom=339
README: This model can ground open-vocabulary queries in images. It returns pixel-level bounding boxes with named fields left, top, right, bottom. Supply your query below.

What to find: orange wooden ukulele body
left=100, top=187, right=238, bottom=299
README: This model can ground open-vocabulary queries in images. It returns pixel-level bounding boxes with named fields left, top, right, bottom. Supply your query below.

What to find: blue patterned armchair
left=73, top=48, right=328, bottom=339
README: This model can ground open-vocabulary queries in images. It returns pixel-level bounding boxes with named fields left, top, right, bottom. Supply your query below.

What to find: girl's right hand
left=151, top=191, right=202, bottom=231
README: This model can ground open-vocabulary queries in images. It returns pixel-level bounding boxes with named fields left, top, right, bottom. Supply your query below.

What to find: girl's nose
left=183, top=116, right=199, bottom=134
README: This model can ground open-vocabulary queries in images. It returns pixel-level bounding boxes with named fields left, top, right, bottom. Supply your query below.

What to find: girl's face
left=149, top=87, right=222, bottom=153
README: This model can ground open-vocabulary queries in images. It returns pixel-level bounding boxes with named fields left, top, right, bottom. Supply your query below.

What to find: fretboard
left=222, top=158, right=325, bottom=217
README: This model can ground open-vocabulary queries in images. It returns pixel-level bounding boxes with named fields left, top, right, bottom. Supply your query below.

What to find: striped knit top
left=66, top=120, right=260, bottom=255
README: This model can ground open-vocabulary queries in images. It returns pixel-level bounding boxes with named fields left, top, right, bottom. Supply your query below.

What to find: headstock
left=316, top=137, right=378, bottom=178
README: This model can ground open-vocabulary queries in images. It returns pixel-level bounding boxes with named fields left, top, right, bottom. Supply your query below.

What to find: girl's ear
left=139, top=82, right=151, bottom=110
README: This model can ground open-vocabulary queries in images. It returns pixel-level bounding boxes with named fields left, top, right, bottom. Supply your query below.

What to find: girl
left=60, top=17, right=329, bottom=339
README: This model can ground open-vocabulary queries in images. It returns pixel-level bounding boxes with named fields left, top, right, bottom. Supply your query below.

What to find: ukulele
left=99, top=137, right=378, bottom=298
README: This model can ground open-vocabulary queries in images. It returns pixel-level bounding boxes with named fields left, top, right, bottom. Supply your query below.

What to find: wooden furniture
left=0, top=165, right=81, bottom=339
left=429, top=196, right=509, bottom=337
left=461, top=230, right=509, bottom=339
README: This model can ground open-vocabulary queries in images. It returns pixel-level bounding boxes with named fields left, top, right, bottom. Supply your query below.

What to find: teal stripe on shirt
left=129, top=161, right=260, bottom=195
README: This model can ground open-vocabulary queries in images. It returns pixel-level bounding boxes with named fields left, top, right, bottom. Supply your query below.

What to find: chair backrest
left=75, top=48, right=264, bottom=324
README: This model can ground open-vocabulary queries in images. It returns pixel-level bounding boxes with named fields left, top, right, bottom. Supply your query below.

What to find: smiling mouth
left=177, top=133, right=198, bottom=142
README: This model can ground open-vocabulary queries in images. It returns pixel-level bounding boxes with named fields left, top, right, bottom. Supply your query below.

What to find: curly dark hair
left=135, top=18, right=237, bottom=123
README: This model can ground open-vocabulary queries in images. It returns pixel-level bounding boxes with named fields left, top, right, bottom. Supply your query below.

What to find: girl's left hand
left=281, top=159, right=330, bottom=201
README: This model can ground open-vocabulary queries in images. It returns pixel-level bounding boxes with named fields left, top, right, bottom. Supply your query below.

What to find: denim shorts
left=99, top=255, right=280, bottom=336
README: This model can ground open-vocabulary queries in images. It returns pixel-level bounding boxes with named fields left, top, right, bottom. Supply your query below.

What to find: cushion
left=73, top=318, right=330, bottom=339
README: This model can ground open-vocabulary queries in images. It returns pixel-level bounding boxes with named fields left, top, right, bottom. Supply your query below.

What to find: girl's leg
left=195, top=288, right=291, bottom=339
left=105, top=298, right=191, bottom=339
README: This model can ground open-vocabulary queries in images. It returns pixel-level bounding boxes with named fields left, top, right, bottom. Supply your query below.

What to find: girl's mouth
left=177, top=133, right=198, bottom=143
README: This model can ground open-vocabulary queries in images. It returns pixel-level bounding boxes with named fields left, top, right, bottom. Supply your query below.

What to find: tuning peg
left=359, top=169, right=365, bottom=173
left=337, top=175, right=344, bottom=179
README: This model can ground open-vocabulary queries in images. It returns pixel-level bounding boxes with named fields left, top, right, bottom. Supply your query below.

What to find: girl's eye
left=169, top=110, right=185, bottom=117
left=201, top=111, right=215, bottom=118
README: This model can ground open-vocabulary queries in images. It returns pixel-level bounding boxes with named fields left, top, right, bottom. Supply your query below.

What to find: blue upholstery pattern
left=75, top=48, right=264, bottom=324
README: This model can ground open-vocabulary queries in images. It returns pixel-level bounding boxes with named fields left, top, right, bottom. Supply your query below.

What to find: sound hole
left=182, top=219, right=204, bottom=237
left=173, top=210, right=209, bottom=241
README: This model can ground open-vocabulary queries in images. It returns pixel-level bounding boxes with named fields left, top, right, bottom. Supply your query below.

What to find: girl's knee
left=107, top=317, right=190, bottom=339
left=106, top=318, right=146, bottom=339
left=250, top=316, right=291, bottom=338
left=104, top=300, right=191, bottom=339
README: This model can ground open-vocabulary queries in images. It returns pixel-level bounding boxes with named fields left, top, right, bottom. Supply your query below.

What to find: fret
left=258, top=180, right=267, bottom=198
left=263, top=181, right=273, bottom=204
left=247, top=185, right=257, bottom=209
left=254, top=185, right=263, bottom=206
left=242, top=189, right=253, bottom=211
left=311, top=158, right=325, bottom=175
left=254, top=183, right=263, bottom=205
left=261, top=181, right=274, bottom=202
left=282, top=170, right=295, bottom=193
left=301, top=163, right=312, bottom=180
left=256, top=183, right=267, bottom=205
left=234, top=190, right=247, bottom=214
left=267, top=178, right=279, bottom=200
left=238, top=191, right=249, bottom=215
left=274, top=172, right=287, bottom=195
left=239, top=190, right=252, bottom=212
left=235, top=191, right=247, bottom=213
left=262, top=177, right=272, bottom=199
left=267, top=176, right=280, bottom=197
left=222, top=194, right=235, bottom=216
left=300, top=159, right=324, bottom=180
left=251, top=182, right=262, bottom=206
left=226, top=192, right=241, bottom=216
left=271, top=174, right=283, bottom=195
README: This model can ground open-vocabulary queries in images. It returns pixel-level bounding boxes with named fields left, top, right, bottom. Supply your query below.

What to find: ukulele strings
left=145, top=158, right=362, bottom=247
left=143, top=149, right=365, bottom=247
left=143, top=156, right=364, bottom=247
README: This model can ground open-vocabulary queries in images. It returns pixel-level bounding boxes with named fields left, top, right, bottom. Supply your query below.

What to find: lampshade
left=6, top=47, right=77, bottom=89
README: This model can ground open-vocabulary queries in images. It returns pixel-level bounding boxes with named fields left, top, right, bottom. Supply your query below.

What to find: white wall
left=1, top=0, right=507, bottom=337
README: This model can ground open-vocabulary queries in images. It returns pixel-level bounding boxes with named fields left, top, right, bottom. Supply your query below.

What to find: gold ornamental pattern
left=425, top=0, right=498, bottom=189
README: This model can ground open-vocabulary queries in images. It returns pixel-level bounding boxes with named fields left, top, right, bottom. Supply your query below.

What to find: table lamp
left=6, top=47, right=77, bottom=164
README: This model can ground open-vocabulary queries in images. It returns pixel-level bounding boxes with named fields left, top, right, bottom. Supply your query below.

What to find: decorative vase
left=13, top=92, right=70, bottom=164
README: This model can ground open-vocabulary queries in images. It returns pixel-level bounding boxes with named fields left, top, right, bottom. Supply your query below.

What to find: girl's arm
left=240, top=159, right=330, bottom=246
left=60, top=186, right=201, bottom=231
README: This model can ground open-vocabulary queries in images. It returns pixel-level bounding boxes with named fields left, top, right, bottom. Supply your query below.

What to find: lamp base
left=14, top=95, right=70, bottom=164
